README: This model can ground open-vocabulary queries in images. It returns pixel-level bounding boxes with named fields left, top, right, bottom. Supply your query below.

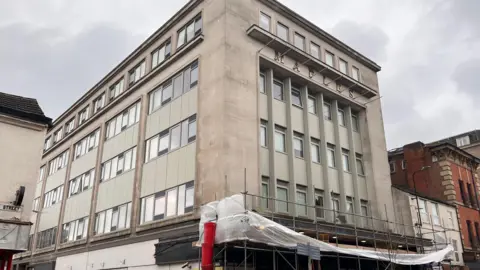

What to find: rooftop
left=0, top=92, right=52, bottom=126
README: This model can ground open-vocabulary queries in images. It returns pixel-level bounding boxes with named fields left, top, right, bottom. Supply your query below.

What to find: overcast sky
left=1, top=0, right=479, bottom=148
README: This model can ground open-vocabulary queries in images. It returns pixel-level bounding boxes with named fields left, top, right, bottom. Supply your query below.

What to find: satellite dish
left=13, top=186, right=25, bottom=206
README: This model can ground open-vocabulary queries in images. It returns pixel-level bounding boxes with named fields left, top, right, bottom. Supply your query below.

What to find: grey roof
left=0, top=92, right=52, bottom=126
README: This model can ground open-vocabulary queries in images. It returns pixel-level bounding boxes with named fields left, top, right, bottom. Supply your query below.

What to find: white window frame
left=260, top=122, right=267, bottom=147
left=325, top=51, right=335, bottom=67
left=310, top=42, right=320, bottom=59
left=339, top=59, right=348, bottom=74
left=389, top=161, right=396, bottom=173
left=311, top=141, right=320, bottom=163
left=276, top=22, right=289, bottom=41
left=291, top=88, right=302, bottom=107
left=274, top=128, right=286, bottom=153
left=293, top=135, right=304, bottom=158
left=293, top=32, right=305, bottom=51
left=259, top=12, right=271, bottom=32
left=273, top=80, right=284, bottom=101
left=342, top=149, right=350, bottom=172
left=352, top=66, right=359, bottom=81
left=323, top=102, right=332, bottom=120
left=337, top=109, right=346, bottom=126
left=327, top=144, right=336, bottom=168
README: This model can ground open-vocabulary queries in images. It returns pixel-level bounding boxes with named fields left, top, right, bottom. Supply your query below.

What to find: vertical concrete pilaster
left=317, top=93, right=332, bottom=221
left=130, top=95, right=148, bottom=234
left=331, top=100, right=346, bottom=213
left=265, top=69, right=277, bottom=211
left=284, top=77, right=296, bottom=216
left=345, top=106, right=361, bottom=215
left=300, top=86, right=315, bottom=218
left=31, top=165, right=48, bottom=255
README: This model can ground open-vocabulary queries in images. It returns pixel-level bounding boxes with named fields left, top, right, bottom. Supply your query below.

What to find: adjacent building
left=0, top=92, right=51, bottom=269
left=14, top=0, right=394, bottom=269
left=389, top=141, right=480, bottom=268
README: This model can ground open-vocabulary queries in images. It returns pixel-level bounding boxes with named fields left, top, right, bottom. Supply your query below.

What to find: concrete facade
left=15, top=0, right=394, bottom=269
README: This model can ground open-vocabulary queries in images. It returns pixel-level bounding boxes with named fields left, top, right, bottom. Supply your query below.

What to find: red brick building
left=389, top=141, right=480, bottom=267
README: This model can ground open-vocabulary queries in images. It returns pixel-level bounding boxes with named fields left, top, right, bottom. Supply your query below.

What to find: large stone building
left=389, top=141, right=480, bottom=269
left=14, top=0, right=393, bottom=269
left=0, top=92, right=51, bottom=269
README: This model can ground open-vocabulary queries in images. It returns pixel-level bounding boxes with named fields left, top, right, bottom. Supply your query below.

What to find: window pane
left=162, top=82, right=172, bottom=103
left=183, top=66, right=191, bottom=92
left=260, top=13, right=270, bottom=31
left=261, top=183, right=268, bottom=208
left=186, top=22, right=195, bottom=42
left=103, top=162, right=111, bottom=181
left=181, top=120, right=189, bottom=146
left=310, top=43, right=320, bottom=59
left=126, top=203, right=131, bottom=228
left=110, top=158, right=118, bottom=178
left=327, top=148, right=336, bottom=167
left=277, top=187, right=288, bottom=212
left=177, top=29, right=186, bottom=48
left=294, top=137, right=303, bottom=158
left=111, top=209, right=119, bottom=229
left=260, top=126, right=267, bottom=147
left=339, top=60, right=347, bottom=74
left=277, top=23, right=288, bottom=41
left=188, top=120, right=196, bottom=140
left=194, top=17, right=202, bottom=34
left=185, top=187, right=194, bottom=208
left=104, top=209, right=112, bottom=233
left=154, top=196, right=165, bottom=217
left=356, top=159, right=364, bottom=175
left=338, top=110, right=346, bottom=126
left=152, top=89, right=162, bottom=112
left=118, top=205, right=127, bottom=229
left=190, top=63, right=199, bottom=86
left=294, top=33, right=305, bottom=50
left=145, top=196, right=154, bottom=223
left=166, top=188, right=178, bottom=217
left=352, top=68, right=359, bottom=81
left=352, top=115, right=359, bottom=131
left=98, top=212, right=105, bottom=234
left=83, top=218, right=89, bottom=238
left=170, top=125, right=181, bottom=150
left=326, top=52, right=334, bottom=67
left=148, top=136, right=159, bottom=161
left=323, top=103, right=331, bottom=120
left=307, top=97, right=316, bottom=114
left=115, top=117, right=122, bottom=135
left=173, top=74, right=183, bottom=99
left=128, top=106, right=136, bottom=126
left=342, top=152, right=350, bottom=172
left=273, top=81, right=283, bottom=100
left=259, top=74, right=265, bottom=93
left=296, top=192, right=307, bottom=216
left=124, top=149, right=132, bottom=171
left=159, top=134, right=169, bottom=153
left=291, top=90, right=302, bottom=107
left=178, top=185, right=186, bottom=215
left=275, top=132, right=285, bottom=152
left=311, top=144, right=320, bottom=163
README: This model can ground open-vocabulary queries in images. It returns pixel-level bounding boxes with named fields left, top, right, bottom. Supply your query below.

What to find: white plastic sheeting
left=198, top=194, right=454, bottom=266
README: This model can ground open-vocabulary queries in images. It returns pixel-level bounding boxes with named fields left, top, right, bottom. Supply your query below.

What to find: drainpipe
left=202, top=222, right=216, bottom=270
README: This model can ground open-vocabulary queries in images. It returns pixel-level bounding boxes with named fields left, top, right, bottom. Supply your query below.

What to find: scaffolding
left=194, top=188, right=460, bottom=270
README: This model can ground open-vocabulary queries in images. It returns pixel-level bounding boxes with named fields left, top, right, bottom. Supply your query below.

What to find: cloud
left=331, top=21, right=390, bottom=63
left=0, top=23, right=142, bottom=118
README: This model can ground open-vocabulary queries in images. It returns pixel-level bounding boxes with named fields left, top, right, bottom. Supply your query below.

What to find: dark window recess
left=459, top=180, right=469, bottom=205
left=467, top=220, right=477, bottom=248
left=154, top=236, right=200, bottom=265
left=468, top=183, right=478, bottom=208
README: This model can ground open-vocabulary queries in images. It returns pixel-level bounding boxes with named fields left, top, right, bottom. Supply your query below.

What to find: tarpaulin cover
left=198, top=194, right=453, bottom=266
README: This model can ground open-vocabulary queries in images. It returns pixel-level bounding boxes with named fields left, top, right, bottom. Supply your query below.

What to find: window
left=327, top=144, right=336, bottom=168
left=339, top=59, right=347, bottom=74
left=310, top=43, right=320, bottom=59
left=260, top=121, right=267, bottom=147
left=106, top=102, right=141, bottom=139
left=276, top=182, right=288, bottom=213
left=149, top=61, right=198, bottom=113
left=129, top=60, right=146, bottom=86
left=275, top=126, right=286, bottom=152
left=291, top=88, right=302, bottom=107
left=61, top=217, right=89, bottom=243
left=432, top=203, right=440, bottom=225
left=419, top=199, right=429, bottom=223
left=452, top=239, right=460, bottom=261
left=467, top=220, right=476, bottom=247
left=43, top=185, right=64, bottom=208
left=459, top=180, right=467, bottom=205
left=356, top=154, right=365, bottom=175
left=74, top=129, right=100, bottom=160
left=346, top=197, right=354, bottom=214
left=259, top=12, right=270, bottom=31
left=277, top=23, right=288, bottom=41
left=151, top=40, right=172, bottom=69
left=389, top=161, right=395, bottom=173
left=468, top=183, right=477, bottom=207
left=401, top=160, right=407, bottom=170
left=261, top=177, right=269, bottom=209
left=36, top=227, right=57, bottom=249
left=145, top=115, right=197, bottom=162
left=315, top=190, right=324, bottom=218
left=100, top=147, right=136, bottom=182
left=311, top=139, right=320, bottom=163
left=95, top=202, right=131, bottom=235
left=293, top=134, right=304, bottom=158
left=68, top=169, right=94, bottom=197
left=294, top=33, right=305, bottom=51
left=307, top=96, right=316, bottom=114
left=325, top=51, right=334, bottom=67
left=342, top=149, right=350, bottom=172
left=177, top=15, right=203, bottom=48
left=139, top=181, right=194, bottom=224
left=456, top=135, right=470, bottom=147
left=352, top=67, right=359, bottom=81
left=44, top=136, right=52, bottom=151
left=259, top=73, right=266, bottom=94
left=48, top=150, right=70, bottom=175
left=33, top=197, right=40, bottom=211
left=53, top=128, right=63, bottom=143
left=65, top=118, right=75, bottom=135
left=337, top=109, right=346, bottom=126
left=352, top=114, right=359, bottom=132
left=323, top=102, right=332, bottom=120
left=296, top=187, right=307, bottom=216
left=93, top=93, right=106, bottom=114
left=273, top=80, right=284, bottom=101
left=432, top=155, right=438, bottom=162
left=448, top=211, right=455, bottom=228
left=110, top=79, right=125, bottom=101
left=332, top=194, right=340, bottom=212
left=38, top=166, right=45, bottom=182
left=78, top=106, right=90, bottom=125
left=361, top=201, right=368, bottom=217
